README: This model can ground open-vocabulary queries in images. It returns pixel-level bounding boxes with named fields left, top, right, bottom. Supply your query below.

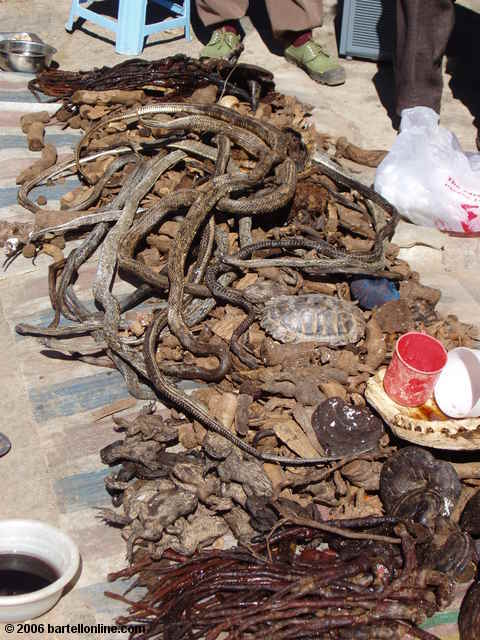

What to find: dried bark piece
left=88, top=131, right=138, bottom=152
left=192, top=421, right=207, bottom=445
left=260, top=339, right=320, bottom=367
left=337, top=205, right=375, bottom=238
left=319, top=380, right=347, bottom=400
left=68, top=114, right=88, bottom=130
left=71, top=89, right=145, bottom=105
left=16, top=143, right=57, bottom=185
left=20, top=111, right=50, bottom=133
left=112, top=412, right=180, bottom=444
left=294, top=378, right=324, bottom=406
left=178, top=422, right=198, bottom=450
left=91, top=398, right=137, bottom=421
left=349, top=391, right=365, bottom=408
left=60, top=185, right=94, bottom=209
left=210, top=311, right=246, bottom=342
left=235, top=394, right=252, bottom=436
left=80, top=104, right=110, bottom=120
left=41, top=243, right=64, bottom=262
left=138, top=246, right=162, bottom=267
left=339, top=235, right=374, bottom=252
left=311, top=397, right=383, bottom=457
left=50, top=236, right=65, bottom=249
left=190, top=84, right=218, bottom=104
left=129, top=321, right=145, bottom=337
left=301, top=281, right=337, bottom=295
left=22, top=243, right=36, bottom=258
left=233, top=272, right=258, bottom=290
left=292, top=405, right=324, bottom=455
left=341, top=459, right=382, bottom=491
left=335, top=137, right=387, bottom=168
left=309, top=481, right=337, bottom=505
left=391, top=259, right=412, bottom=278
left=399, top=280, right=441, bottom=307
left=262, top=380, right=296, bottom=398
left=262, top=463, right=285, bottom=492
left=325, top=201, right=338, bottom=233
left=334, top=469, right=348, bottom=496
left=318, top=348, right=363, bottom=375
left=364, top=318, right=387, bottom=369
left=374, top=299, right=413, bottom=334
left=279, top=488, right=313, bottom=510
left=27, top=121, right=45, bottom=151
left=213, top=392, right=237, bottom=429
left=273, top=418, right=321, bottom=459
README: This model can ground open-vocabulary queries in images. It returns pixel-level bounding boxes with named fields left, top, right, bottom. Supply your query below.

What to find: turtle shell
left=260, top=294, right=366, bottom=345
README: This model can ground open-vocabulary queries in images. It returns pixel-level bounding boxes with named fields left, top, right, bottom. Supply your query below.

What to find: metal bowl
left=0, top=40, right=56, bottom=73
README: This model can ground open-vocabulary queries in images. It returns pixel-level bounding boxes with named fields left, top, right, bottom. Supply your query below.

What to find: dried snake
left=15, top=102, right=400, bottom=465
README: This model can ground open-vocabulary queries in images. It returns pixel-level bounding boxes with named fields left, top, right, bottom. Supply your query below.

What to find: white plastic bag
left=374, top=107, right=480, bottom=233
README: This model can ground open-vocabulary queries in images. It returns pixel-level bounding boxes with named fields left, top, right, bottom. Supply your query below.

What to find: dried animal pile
left=29, top=54, right=274, bottom=107
left=6, top=58, right=480, bottom=639
left=102, top=437, right=480, bottom=639
left=107, top=522, right=460, bottom=639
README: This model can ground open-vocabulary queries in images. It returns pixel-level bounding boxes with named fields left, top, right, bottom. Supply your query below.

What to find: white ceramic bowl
left=0, top=519, right=80, bottom=622
left=434, top=347, right=480, bottom=418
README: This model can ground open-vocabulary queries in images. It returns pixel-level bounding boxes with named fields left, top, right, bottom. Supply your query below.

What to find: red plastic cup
left=383, top=332, right=447, bottom=407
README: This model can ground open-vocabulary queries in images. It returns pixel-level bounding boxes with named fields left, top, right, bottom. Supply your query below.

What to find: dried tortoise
left=260, top=294, right=366, bottom=346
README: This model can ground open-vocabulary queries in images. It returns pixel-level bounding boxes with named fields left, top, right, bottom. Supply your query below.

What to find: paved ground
left=0, top=2, right=479, bottom=639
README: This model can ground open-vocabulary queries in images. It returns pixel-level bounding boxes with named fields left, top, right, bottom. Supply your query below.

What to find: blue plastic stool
left=66, top=0, right=191, bottom=55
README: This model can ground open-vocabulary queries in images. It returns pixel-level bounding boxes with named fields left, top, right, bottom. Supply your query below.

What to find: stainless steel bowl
left=0, top=40, right=56, bottom=73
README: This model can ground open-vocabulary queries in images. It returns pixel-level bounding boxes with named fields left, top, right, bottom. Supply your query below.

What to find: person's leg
left=266, top=0, right=345, bottom=86
left=197, top=0, right=247, bottom=59
left=196, top=0, right=248, bottom=27
left=396, top=0, right=455, bottom=114
left=265, top=0, right=323, bottom=35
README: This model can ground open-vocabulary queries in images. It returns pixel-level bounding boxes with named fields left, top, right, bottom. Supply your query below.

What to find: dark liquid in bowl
left=0, top=553, right=59, bottom=596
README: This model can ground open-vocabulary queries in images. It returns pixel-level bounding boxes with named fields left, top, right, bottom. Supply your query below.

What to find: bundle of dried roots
left=107, top=522, right=454, bottom=640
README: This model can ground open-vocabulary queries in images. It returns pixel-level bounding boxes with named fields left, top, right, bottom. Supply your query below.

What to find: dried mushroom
left=460, top=491, right=480, bottom=537
left=311, top=397, right=384, bottom=456
left=459, top=577, right=480, bottom=640
left=380, top=447, right=461, bottom=528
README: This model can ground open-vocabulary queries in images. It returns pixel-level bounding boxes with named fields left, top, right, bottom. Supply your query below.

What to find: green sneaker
left=199, top=28, right=242, bottom=61
left=284, top=39, right=346, bottom=86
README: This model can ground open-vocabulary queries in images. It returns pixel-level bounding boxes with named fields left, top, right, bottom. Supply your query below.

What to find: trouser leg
left=196, top=0, right=249, bottom=28
left=395, top=0, right=455, bottom=114
left=264, top=0, right=323, bottom=38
